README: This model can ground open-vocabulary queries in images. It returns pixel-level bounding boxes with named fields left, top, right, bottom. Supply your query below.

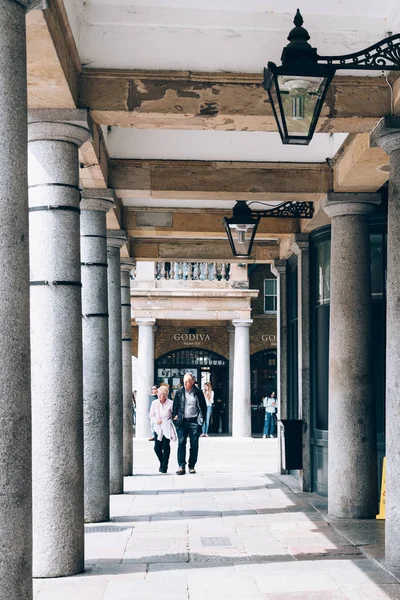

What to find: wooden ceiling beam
left=110, top=160, right=332, bottom=197
left=333, top=133, right=389, bottom=192
left=123, top=209, right=299, bottom=236
left=80, top=70, right=390, bottom=133
left=130, top=239, right=280, bottom=263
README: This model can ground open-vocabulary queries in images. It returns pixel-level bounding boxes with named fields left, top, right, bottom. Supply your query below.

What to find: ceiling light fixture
left=264, top=9, right=400, bottom=145
left=224, top=200, right=313, bottom=258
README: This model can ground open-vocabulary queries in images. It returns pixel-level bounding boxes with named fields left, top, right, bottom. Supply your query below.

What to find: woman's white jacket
left=149, top=399, right=177, bottom=441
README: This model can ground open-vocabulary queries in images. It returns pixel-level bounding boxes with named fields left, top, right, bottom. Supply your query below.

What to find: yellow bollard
left=376, top=456, right=386, bottom=520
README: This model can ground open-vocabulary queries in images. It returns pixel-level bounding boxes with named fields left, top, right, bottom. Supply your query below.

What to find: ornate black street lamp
left=224, top=200, right=314, bottom=258
left=264, top=9, right=400, bottom=145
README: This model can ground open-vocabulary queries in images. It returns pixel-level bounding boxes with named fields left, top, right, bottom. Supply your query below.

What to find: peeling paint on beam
left=80, top=70, right=390, bottom=132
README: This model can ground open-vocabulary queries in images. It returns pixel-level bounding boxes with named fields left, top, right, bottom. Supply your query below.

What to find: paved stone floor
left=33, top=437, right=400, bottom=599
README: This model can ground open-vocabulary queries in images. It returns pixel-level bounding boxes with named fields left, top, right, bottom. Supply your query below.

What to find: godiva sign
left=174, top=333, right=211, bottom=342
left=262, top=334, right=276, bottom=342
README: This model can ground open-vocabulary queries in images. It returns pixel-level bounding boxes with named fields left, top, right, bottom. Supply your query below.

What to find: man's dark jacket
left=172, top=385, right=207, bottom=428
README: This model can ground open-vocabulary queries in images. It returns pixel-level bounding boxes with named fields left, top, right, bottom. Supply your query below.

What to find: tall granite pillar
left=227, top=325, right=235, bottom=435
left=232, top=319, right=252, bottom=437
left=28, top=110, right=90, bottom=576
left=135, top=318, right=156, bottom=438
left=107, top=230, right=127, bottom=494
left=291, top=235, right=311, bottom=491
left=323, top=193, right=380, bottom=518
left=121, top=259, right=135, bottom=476
left=271, top=260, right=288, bottom=474
left=0, top=1, right=32, bottom=597
left=371, top=117, right=400, bottom=565
left=81, top=190, right=115, bottom=522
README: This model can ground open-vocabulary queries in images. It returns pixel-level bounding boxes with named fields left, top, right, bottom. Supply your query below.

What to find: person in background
left=262, top=391, right=277, bottom=438
left=201, top=381, right=214, bottom=437
left=148, top=385, right=158, bottom=441
left=149, top=385, right=176, bottom=473
left=213, top=397, right=224, bottom=433
left=172, top=373, right=207, bottom=475
left=132, top=391, right=137, bottom=425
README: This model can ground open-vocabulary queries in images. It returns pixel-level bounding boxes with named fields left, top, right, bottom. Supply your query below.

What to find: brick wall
left=250, top=315, right=277, bottom=355
left=131, top=315, right=276, bottom=358
left=249, top=263, right=275, bottom=315
left=131, top=321, right=229, bottom=359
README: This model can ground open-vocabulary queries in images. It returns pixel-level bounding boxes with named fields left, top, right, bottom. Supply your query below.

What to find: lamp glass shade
left=224, top=218, right=259, bottom=258
left=264, top=60, right=334, bottom=145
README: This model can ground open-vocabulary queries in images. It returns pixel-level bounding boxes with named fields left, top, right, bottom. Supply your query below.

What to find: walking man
left=173, top=373, right=207, bottom=474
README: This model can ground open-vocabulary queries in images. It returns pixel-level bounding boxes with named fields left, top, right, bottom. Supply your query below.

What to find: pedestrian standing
left=262, top=391, right=277, bottom=438
left=201, top=381, right=214, bottom=437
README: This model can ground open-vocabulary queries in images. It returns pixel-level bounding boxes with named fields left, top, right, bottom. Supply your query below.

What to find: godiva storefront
left=132, top=319, right=277, bottom=435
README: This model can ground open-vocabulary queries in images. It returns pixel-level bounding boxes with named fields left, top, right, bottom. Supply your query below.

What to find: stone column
left=291, top=235, right=311, bottom=491
left=107, top=230, right=127, bottom=494
left=0, top=1, right=32, bottom=597
left=121, top=259, right=135, bottom=476
left=81, top=190, right=115, bottom=522
left=135, top=318, right=156, bottom=438
left=371, top=117, right=400, bottom=565
left=227, top=325, right=235, bottom=435
left=28, top=110, right=90, bottom=577
left=271, top=260, right=288, bottom=474
left=232, top=319, right=252, bottom=437
left=322, top=193, right=380, bottom=519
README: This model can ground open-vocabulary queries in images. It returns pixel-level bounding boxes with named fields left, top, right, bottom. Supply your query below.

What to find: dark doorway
left=155, top=348, right=229, bottom=434
left=250, top=348, right=277, bottom=435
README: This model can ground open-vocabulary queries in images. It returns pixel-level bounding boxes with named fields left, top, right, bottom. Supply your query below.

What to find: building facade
left=130, top=261, right=277, bottom=437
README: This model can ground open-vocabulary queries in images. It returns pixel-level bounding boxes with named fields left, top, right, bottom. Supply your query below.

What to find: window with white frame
left=264, top=278, right=277, bottom=313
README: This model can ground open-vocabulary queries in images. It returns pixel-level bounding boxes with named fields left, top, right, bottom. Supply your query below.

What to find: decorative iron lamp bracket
left=247, top=200, right=314, bottom=219
left=264, top=9, right=400, bottom=145
left=317, top=35, right=400, bottom=71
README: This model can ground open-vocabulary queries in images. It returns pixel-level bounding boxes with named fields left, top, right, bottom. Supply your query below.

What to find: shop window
left=316, top=240, right=331, bottom=306
left=264, top=278, right=277, bottom=313
left=370, top=233, right=386, bottom=299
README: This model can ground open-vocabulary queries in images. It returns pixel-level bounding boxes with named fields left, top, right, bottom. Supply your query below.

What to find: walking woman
left=201, top=381, right=214, bottom=437
left=149, top=385, right=176, bottom=473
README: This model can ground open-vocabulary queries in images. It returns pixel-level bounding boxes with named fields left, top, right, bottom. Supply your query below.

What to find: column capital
left=371, top=116, right=400, bottom=155
left=322, top=193, right=381, bottom=219
left=120, top=258, right=136, bottom=273
left=291, top=234, right=309, bottom=255
left=28, top=109, right=90, bottom=147
left=135, top=318, right=156, bottom=327
left=232, top=319, right=253, bottom=328
left=81, top=189, right=116, bottom=213
left=271, top=259, right=287, bottom=277
left=107, top=230, right=128, bottom=249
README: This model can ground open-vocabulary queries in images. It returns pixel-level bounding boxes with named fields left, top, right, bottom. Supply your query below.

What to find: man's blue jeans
left=177, top=420, right=201, bottom=469
left=263, top=412, right=275, bottom=436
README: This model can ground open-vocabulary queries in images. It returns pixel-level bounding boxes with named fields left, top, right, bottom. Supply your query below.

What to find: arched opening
left=251, top=348, right=277, bottom=436
left=155, top=348, right=229, bottom=434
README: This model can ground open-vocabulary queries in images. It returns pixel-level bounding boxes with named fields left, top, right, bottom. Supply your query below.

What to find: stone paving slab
left=338, top=583, right=400, bottom=599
